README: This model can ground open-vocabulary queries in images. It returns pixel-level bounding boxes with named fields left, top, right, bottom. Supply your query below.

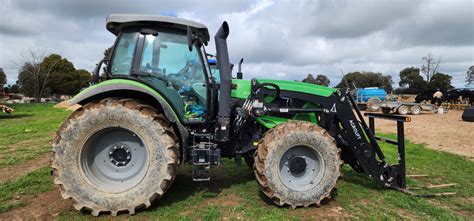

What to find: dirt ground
left=0, top=190, right=73, bottom=221
left=0, top=155, right=50, bottom=183
left=362, top=109, right=474, bottom=160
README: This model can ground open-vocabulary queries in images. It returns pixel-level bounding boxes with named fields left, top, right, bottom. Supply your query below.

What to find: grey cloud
left=0, top=23, right=37, bottom=36
left=0, top=0, right=472, bottom=88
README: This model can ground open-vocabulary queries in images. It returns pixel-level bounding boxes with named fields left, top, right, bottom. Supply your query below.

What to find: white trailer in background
left=366, top=98, right=435, bottom=115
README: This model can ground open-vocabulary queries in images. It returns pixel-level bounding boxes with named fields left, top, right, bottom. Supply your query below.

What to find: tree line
left=302, top=54, right=471, bottom=94
left=302, top=69, right=456, bottom=94
left=2, top=50, right=91, bottom=101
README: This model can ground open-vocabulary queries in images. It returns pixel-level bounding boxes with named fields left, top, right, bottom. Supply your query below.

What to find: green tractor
left=52, top=14, right=410, bottom=216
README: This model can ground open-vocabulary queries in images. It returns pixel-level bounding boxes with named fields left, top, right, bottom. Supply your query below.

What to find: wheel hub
left=288, top=157, right=307, bottom=174
left=109, top=145, right=131, bottom=167
left=81, top=127, right=148, bottom=193
left=278, top=145, right=325, bottom=192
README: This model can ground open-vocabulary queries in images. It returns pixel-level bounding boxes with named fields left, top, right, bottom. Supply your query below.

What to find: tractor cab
left=102, top=14, right=217, bottom=123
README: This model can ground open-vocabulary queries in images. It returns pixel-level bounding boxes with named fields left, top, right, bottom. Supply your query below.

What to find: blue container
left=356, top=87, right=387, bottom=102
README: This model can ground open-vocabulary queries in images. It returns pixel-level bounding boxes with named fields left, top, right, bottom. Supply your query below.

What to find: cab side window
left=110, top=32, right=138, bottom=75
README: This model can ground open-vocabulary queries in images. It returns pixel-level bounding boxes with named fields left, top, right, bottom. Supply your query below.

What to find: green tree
left=17, top=62, right=39, bottom=97
left=71, top=69, right=91, bottom=94
left=0, top=68, right=6, bottom=85
left=10, top=84, right=20, bottom=94
left=44, top=54, right=76, bottom=94
left=427, top=72, right=454, bottom=91
left=398, top=67, right=427, bottom=94
left=302, top=74, right=317, bottom=84
left=0, top=68, right=6, bottom=98
left=41, top=54, right=91, bottom=95
left=17, top=49, right=60, bottom=101
left=315, top=74, right=330, bottom=86
left=336, top=72, right=393, bottom=92
left=303, top=74, right=331, bottom=87
left=467, top=66, right=474, bottom=86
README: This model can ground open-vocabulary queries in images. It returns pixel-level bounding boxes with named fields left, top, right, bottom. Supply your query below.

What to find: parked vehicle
left=52, top=14, right=411, bottom=216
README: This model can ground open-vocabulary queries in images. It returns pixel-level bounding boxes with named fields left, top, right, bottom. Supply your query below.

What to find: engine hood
left=231, top=79, right=337, bottom=99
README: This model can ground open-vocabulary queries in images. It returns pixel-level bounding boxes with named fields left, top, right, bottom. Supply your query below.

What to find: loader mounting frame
left=250, top=83, right=409, bottom=190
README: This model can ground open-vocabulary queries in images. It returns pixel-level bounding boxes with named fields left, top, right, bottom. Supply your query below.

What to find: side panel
left=231, top=79, right=337, bottom=99
left=71, top=79, right=179, bottom=123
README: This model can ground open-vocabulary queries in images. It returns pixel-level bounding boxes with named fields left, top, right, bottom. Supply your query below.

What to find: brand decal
left=349, top=120, right=362, bottom=140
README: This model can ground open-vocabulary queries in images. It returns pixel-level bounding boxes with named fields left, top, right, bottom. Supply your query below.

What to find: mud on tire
left=51, top=98, right=179, bottom=216
left=254, top=121, right=342, bottom=208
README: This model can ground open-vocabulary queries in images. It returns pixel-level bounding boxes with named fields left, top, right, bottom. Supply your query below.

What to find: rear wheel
left=410, top=106, right=421, bottom=115
left=397, top=105, right=409, bottom=115
left=254, top=121, right=342, bottom=208
left=51, top=98, right=179, bottom=216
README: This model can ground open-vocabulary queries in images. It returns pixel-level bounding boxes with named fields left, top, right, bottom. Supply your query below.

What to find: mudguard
left=71, top=79, right=179, bottom=123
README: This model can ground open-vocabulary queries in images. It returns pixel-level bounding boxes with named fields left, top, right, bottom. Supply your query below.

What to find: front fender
left=71, top=79, right=179, bottom=123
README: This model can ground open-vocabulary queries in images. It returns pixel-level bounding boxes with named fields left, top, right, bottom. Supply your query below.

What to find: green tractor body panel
left=256, top=102, right=319, bottom=129
left=231, top=79, right=336, bottom=99
left=232, top=79, right=332, bottom=128
left=71, top=79, right=179, bottom=121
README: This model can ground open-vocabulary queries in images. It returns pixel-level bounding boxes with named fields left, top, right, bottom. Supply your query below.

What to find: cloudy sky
left=1, top=0, right=473, bottom=87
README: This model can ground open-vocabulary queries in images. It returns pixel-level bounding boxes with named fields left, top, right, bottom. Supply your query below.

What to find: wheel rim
left=278, top=145, right=325, bottom=192
left=367, top=98, right=382, bottom=112
left=398, top=106, right=408, bottom=114
left=81, top=127, right=148, bottom=193
left=412, top=106, right=420, bottom=114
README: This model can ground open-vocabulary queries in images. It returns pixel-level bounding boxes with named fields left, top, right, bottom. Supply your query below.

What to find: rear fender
left=71, top=80, right=178, bottom=122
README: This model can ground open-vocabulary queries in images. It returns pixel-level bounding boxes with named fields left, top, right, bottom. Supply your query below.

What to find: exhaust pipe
left=215, top=21, right=231, bottom=142
left=237, top=58, right=243, bottom=79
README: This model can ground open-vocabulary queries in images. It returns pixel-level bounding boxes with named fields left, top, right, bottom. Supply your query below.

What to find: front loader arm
left=332, top=90, right=407, bottom=189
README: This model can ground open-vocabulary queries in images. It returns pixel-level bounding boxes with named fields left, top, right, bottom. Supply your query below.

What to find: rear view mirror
left=92, top=59, right=104, bottom=84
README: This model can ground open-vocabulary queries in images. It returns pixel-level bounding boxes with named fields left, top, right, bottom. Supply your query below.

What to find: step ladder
left=191, top=142, right=220, bottom=181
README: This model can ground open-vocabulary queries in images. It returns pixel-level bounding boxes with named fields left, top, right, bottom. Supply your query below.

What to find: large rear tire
left=254, top=121, right=342, bottom=208
left=51, top=98, right=179, bottom=216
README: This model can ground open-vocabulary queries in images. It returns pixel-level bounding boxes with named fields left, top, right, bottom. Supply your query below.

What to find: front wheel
left=254, top=121, right=342, bottom=208
left=51, top=98, right=179, bottom=216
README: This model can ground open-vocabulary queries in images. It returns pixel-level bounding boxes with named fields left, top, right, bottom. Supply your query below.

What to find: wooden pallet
left=0, top=104, right=14, bottom=114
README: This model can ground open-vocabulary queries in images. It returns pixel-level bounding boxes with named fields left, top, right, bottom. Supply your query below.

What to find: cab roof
left=106, top=14, right=210, bottom=44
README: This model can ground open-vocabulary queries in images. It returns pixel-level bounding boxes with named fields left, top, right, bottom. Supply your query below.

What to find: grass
left=0, top=103, right=70, bottom=167
left=0, top=103, right=473, bottom=220
left=0, top=167, right=53, bottom=213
